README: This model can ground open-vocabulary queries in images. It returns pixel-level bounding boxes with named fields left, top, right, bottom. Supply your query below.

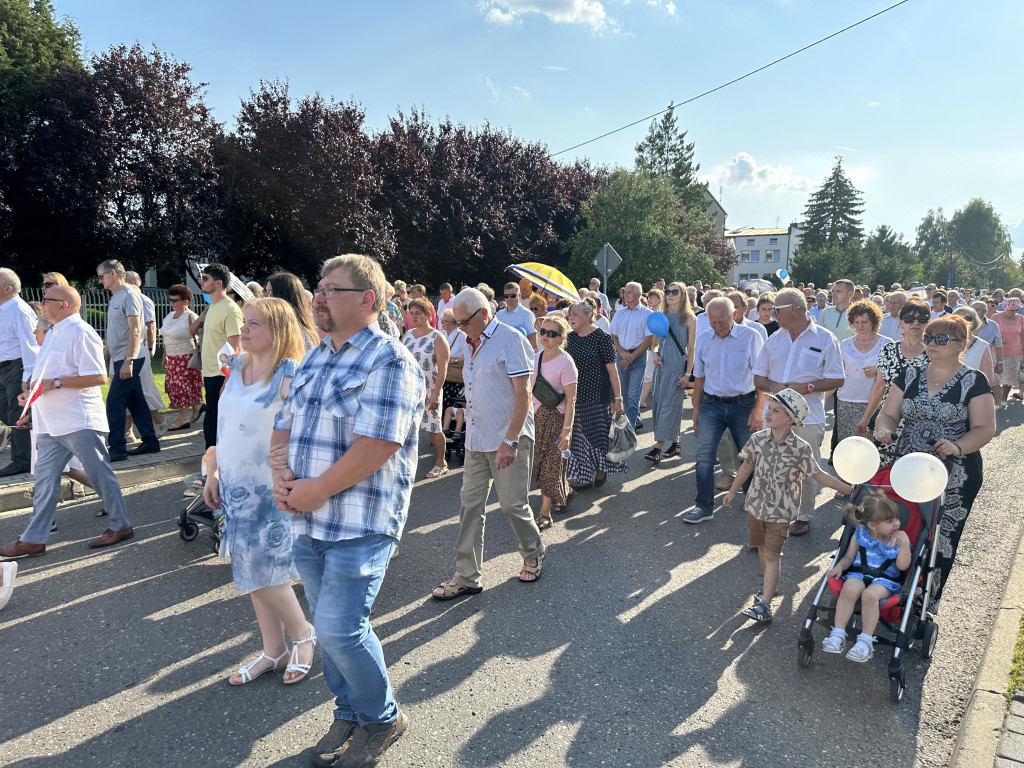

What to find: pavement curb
left=0, top=454, right=202, bottom=514
left=950, top=525, right=1024, bottom=767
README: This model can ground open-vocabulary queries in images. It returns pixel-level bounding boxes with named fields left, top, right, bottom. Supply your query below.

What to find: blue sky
left=55, top=0, right=1023, bottom=256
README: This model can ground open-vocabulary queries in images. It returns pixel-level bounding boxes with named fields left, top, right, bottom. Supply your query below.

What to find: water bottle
left=557, top=437, right=572, bottom=460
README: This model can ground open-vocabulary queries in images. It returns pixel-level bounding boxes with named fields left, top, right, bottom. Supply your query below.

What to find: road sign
left=593, top=243, right=622, bottom=293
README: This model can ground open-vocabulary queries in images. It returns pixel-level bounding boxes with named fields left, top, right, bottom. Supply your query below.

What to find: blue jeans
left=695, top=394, right=756, bottom=512
left=22, top=430, right=132, bottom=544
left=106, top=358, right=157, bottom=453
left=617, top=353, right=647, bottom=426
left=293, top=533, right=398, bottom=726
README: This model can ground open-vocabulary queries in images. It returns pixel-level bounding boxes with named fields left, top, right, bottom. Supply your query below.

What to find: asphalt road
left=2, top=400, right=1024, bottom=768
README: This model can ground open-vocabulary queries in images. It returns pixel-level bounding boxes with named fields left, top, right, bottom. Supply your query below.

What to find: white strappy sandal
left=283, top=624, right=317, bottom=685
left=229, top=649, right=289, bottom=686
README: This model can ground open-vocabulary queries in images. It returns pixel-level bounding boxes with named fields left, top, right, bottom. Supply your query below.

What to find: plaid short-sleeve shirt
left=739, top=429, right=821, bottom=523
left=274, top=324, right=426, bottom=541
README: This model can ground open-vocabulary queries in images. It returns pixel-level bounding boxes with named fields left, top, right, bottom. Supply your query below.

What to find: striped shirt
left=274, top=324, right=425, bottom=542
left=464, top=318, right=535, bottom=453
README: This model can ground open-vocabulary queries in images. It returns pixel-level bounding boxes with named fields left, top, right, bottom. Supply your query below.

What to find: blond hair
left=845, top=491, right=899, bottom=527
left=242, top=298, right=306, bottom=384
left=322, top=254, right=387, bottom=313
left=540, top=315, right=570, bottom=349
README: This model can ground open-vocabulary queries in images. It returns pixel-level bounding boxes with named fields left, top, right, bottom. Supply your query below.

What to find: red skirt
left=164, top=353, right=204, bottom=409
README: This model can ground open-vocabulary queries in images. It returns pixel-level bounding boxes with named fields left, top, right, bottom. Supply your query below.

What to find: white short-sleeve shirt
left=32, top=314, right=108, bottom=437
left=753, top=321, right=845, bottom=425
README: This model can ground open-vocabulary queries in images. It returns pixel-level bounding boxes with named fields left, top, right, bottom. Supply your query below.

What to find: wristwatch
left=503, top=438, right=519, bottom=450
left=53, top=378, right=62, bottom=389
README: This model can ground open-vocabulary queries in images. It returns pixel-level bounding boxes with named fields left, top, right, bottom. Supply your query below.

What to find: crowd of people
left=0, top=261, right=1006, bottom=762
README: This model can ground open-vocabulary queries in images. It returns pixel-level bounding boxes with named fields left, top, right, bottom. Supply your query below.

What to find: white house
left=724, top=224, right=803, bottom=285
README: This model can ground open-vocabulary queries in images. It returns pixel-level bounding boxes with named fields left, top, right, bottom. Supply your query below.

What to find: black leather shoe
left=127, top=442, right=160, bottom=457
left=109, top=452, right=128, bottom=463
left=0, top=463, right=29, bottom=477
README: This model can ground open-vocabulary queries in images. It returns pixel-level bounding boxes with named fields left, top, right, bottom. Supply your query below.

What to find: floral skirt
left=835, top=399, right=868, bottom=444
left=997, top=354, right=1022, bottom=387
left=534, top=406, right=568, bottom=504
left=164, top=353, right=204, bottom=409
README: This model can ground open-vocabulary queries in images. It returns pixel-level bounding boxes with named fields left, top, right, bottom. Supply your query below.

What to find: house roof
left=725, top=227, right=789, bottom=237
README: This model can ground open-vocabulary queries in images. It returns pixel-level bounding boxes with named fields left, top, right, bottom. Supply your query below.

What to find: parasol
left=740, top=279, right=775, bottom=294
left=507, top=263, right=579, bottom=303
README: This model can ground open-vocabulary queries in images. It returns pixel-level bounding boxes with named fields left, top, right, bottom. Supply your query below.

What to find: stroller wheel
left=179, top=521, right=199, bottom=541
left=920, top=619, right=939, bottom=659
left=796, top=637, right=813, bottom=668
left=888, top=674, right=906, bottom=704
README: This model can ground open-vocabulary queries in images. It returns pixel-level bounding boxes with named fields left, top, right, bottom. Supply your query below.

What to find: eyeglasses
left=988, top=302, right=999, bottom=307
left=923, top=333, right=961, bottom=346
left=503, top=294, right=518, bottom=299
left=456, top=307, right=483, bottom=327
left=530, top=306, right=544, bottom=314
left=169, top=297, right=186, bottom=303
left=538, top=328, right=562, bottom=338
left=665, top=288, right=682, bottom=296
left=41, top=281, right=57, bottom=289
left=771, top=304, right=794, bottom=314
left=313, top=286, right=365, bottom=299
left=901, top=315, right=929, bottom=324
left=40, top=297, right=66, bottom=303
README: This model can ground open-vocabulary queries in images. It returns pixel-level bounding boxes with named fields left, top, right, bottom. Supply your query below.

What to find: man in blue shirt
left=495, top=282, right=537, bottom=348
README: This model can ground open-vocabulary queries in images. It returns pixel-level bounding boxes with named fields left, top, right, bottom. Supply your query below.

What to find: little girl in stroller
left=822, top=492, right=912, bottom=662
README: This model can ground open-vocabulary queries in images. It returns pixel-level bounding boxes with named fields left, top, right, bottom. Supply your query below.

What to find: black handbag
left=532, top=353, right=565, bottom=410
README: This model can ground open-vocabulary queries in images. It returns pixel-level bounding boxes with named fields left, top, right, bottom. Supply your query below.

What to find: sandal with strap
left=537, top=514, right=553, bottom=531
left=229, top=648, right=289, bottom=686
left=821, top=631, right=846, bottom=654
left=663, top=441, right=681, bottom=458
left=519, top=552, right=545, bottom=583
left=431, top=579, right=483, bottom=601
left=552, top=489, right=576, bottom=514
left=846, top=635, right=875, bottom=663
left=425, top=464, right=449, bottom=479
left=643, top=447, right=662, bottom=465
left=283, top=624, right=318, bottom=684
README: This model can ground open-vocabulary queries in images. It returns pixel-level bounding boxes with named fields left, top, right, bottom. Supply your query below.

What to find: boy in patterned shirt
left=723, top=388, right=852, bottom=623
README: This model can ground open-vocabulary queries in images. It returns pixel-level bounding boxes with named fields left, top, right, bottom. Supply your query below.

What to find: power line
left=552, top=0, right=913, bottom=158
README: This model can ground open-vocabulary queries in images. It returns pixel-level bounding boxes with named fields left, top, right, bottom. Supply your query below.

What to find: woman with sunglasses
left=855, top=299, right=929, bottom=443
left=530, top=315, right=578, bottom=528
left=160, top=284, right=204, bottom=430
left=874, top=315, right=995, bottom=599
left=993, top=297, right=1024, bottom=405
left=644, top=282, right=695, bottom=464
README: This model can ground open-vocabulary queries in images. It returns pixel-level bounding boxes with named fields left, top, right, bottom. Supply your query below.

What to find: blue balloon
left=776, top=268, right=789, bottom=281
left=515, top=325, right=528, bottom=337
left=646, top=311, right=670, bottom=337
left=202, top=293, right=211, bottom=304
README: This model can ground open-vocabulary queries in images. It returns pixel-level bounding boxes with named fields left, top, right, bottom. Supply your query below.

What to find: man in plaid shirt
left=271, top=254, right=424, bottom=768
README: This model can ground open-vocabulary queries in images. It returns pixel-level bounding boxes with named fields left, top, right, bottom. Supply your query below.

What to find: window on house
left=769, top=237, right=778, bottom=245
left=750, top=250, right=760, bottom=262
left=740, top=251, right=751, bottom=262
left=746, top=239, right=755, bottom=246
left=740, top=273, right=758, bottom=281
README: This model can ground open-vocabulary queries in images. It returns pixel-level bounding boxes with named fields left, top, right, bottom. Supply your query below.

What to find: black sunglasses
left=923, top=333, right=960, bottom=346
left=503, top=294, right=518, bottom=299
left=538, top=328, right=562, bottom=338
left=456, top=307, right=483, bottom=327
left=901, top=314, right=930, bottom=324
left=664, top=288, right=682, bottom=296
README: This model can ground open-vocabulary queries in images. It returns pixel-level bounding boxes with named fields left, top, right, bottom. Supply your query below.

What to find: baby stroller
left=796, top=466, right=941, bottom=704
left=443, top=381, right=467, bottom=466
left=177, top=480, right=224, bottom=555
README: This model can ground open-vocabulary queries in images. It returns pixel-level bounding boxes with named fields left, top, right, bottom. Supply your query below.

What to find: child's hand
left=895, top=530, right=911, bottom=548
left=826, top=565, right=842, bottom=580
left=840, top=482, right=854, bottom=496
left=722, top=490, right=735, bottom=508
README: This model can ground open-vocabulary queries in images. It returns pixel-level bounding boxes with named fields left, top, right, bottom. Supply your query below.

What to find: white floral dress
left=217, top=354, right=300, bottom=595
left=403, top=329, right=443, bottom=433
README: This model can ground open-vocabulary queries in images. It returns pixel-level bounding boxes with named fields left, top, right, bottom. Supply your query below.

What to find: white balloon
left=890, top=452, right=949, bottom=503
left=832, top=436, right=880, bottom=485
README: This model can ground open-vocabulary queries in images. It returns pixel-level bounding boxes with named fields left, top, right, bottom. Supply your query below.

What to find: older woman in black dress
left=874, top=314, right=996, bottom=597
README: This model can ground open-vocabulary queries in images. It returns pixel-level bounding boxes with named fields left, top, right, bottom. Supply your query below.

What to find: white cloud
left=646, top=0, right=677, bottom=14
left=836, top=145, right=857, bottom=152
left=480, top=0, right=612, bottom=31
left=483, top=77, right=531, bottom=103
left=544, top=65, right=571, bottom=71
left=710, top=152, right=816, bottom=194
left=868, top=101, right=881, bottom=108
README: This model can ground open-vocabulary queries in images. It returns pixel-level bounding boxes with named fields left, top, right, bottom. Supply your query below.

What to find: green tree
left=634, top=102, right=705, bottom=212
left=913, top=208, right=953, bottom=282
left=861, top=225, right=922, bottom=288
left=566, top=168, right=719, bottom=290
left=949, top=198, right=1013, bottom=287
left=789, top=241, right=865, bottom=288
left=799, top=157, right=865, bottom=251
left=0, top=0, right=82, bottom=138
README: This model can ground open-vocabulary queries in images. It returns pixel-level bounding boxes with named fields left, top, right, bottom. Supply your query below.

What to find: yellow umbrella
left=507, top=262, right=579, bottom=303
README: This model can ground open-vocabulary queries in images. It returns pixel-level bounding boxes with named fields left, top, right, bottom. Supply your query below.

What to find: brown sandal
left=519, top=552, right=545, bottom=583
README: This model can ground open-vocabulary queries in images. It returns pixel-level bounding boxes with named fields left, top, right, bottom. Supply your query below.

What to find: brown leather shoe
left=789, top=520, right=811, bottom=537
left=0, top=539, right=46, bottom=559
left=87, top=527, right=134, bottom=549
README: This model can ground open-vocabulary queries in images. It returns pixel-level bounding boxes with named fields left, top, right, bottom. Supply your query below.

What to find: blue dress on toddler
left=843, top=525, right=902, bottom=594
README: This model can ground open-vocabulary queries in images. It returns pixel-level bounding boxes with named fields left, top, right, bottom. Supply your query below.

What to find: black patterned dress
left=873, top=341, right=929, bottom=460
left=886, top=362, right=991, bottom=596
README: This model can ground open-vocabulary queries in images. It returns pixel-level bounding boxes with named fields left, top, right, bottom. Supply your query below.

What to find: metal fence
left=23, top=287, right=205, bottom=354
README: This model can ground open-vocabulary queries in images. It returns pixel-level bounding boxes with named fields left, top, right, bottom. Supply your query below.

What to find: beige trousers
left=455, top=436, right=544, bottom=589
left=792, top=422, right=826, bottom=521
